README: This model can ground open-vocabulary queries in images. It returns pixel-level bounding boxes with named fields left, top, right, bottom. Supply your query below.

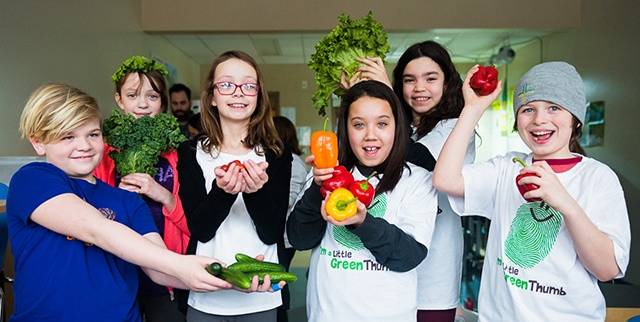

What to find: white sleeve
left=448, top=156, right=506, bottom=220
left=416, top=119, right=456, bottom=160
left=397, top=169, right=438, bottom=248
left=582, top=166, right=631, bottom=277
left=288, top=154, right=309, bottom=212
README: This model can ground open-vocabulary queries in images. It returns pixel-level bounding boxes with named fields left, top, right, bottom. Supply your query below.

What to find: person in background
left=170, top=83, right=194, bottom=136
left=433, top=62, right=631, bottom=321
left=272, top=115, right=308, bottom=322
left=177, top=50, right=292, bottom=322
left=94, top=55, right=189, bottom=322
left=187, top=113, right=203, bottom=140
left=8, top=83, right=230, bottom=322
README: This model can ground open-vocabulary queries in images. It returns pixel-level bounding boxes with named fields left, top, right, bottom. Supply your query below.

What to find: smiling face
left=401, top=57, right=445, bottom=123
left=115, top=73, right=163, bottom=118
left=516, top=100, right=574, bottom=159
left=211, top=58, right=258, bottom=124
left=30, top=119, right=103, bottom=182
left=347, top=96, right=396, bottom=167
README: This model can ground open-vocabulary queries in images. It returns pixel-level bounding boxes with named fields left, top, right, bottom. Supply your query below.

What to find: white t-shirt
left=284, top=153, right=309, bottom=248
left=414, top=118, right=475, bottom=310
left=306, top=164, right=438, bottom=322
left=449, top=152, right=631, bottom=322
left=188, top=145, right=281, bottom=315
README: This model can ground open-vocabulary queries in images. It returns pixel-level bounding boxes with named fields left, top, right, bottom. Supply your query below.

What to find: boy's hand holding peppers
left=512, top=157, right=541, bottom=202
left=515, top=160, right=579, bottom=214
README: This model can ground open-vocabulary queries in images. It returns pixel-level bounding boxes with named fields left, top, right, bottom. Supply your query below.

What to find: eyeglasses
left=213, top=82, right=260, bottom=96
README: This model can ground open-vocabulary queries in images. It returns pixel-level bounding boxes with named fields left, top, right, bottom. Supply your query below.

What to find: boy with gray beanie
left=432, top=62, right=630, bottom=322
left=512, top=61, right=588, bottom=155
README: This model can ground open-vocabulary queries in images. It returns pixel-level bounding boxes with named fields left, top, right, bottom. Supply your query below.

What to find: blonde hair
left=20, top=84, right=101, bottom=144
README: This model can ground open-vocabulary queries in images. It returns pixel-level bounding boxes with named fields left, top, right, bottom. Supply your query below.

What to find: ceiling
left=161, top=28, right=557, bottom=65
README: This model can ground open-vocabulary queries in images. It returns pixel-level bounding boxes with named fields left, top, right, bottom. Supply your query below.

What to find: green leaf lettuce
left=308, top=12, right=390, bottom=116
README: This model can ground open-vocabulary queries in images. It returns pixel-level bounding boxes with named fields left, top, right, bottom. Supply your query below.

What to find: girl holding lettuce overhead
left=94, top=55, right=189, bottom=322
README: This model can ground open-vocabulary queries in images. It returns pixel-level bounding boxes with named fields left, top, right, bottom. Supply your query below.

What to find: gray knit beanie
left=513, top=62, right=586, bottom=124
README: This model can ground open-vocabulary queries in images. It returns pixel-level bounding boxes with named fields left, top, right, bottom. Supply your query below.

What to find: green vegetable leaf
left=102, top=109, right=187, bottom=176
left=308, top=12, right=390, bottom=116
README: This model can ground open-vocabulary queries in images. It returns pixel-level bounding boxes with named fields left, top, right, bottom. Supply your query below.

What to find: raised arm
left=433, top=65, right=501, bottom=196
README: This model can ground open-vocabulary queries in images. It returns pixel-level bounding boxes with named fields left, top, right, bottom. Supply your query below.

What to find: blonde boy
left=7, top=84, right=230, bottom=322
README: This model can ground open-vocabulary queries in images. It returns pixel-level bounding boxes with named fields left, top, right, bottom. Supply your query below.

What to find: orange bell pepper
left=311, top=118, right=338, bottom=169
left=325, top=188, right=357, bottom=221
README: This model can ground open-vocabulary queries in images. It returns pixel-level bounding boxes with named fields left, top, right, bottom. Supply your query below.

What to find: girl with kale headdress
left=95, top=55, right=189, bottom=322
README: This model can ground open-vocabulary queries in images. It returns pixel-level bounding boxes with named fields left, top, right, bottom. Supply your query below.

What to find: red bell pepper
left=469, top=65, right=499, bottom=96
left=320, top=165, right=354, bottom=198
left=512, top=157, right=541, bottom=202
left=221, top=160, right=244, bottom=172
left=349, top=172, right=376, bottom=207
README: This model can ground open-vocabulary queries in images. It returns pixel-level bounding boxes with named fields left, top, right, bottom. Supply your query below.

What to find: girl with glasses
left=177, top=50, right=292, bottom=322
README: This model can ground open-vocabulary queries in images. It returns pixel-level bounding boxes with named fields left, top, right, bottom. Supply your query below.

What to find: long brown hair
left=273, top=116, right=302, bottom=155
left=392, top=41, right=464, bottom=139
left=338, top=80, right=409, bottom=195
left=200, top=50, right=282, bottom=156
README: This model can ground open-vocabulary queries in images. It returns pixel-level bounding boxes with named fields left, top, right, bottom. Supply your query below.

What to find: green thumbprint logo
left=332, top=194, right=387, bottom=250
left=504, top=201, right=563, bottom=268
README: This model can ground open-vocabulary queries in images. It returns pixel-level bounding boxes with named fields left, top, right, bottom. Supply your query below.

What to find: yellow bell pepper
left=325, top=188, right=357, bottom=221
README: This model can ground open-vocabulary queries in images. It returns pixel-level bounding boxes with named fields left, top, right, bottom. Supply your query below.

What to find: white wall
left=536, top=0, right=640, bottom=284
left=0, top=0, right=200, bottom=155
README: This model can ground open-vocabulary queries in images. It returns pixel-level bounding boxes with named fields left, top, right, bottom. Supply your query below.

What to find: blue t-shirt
left=6, top=162, right=158, bottom=322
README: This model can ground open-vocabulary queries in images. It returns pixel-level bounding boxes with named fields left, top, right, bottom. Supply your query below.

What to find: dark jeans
left=417, top=308, right=457, bottom=322
left=139, top=293, right=186, bottom=322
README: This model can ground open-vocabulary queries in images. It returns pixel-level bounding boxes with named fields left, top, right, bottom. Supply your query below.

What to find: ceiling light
left=490, top=45, right=515, bottom=66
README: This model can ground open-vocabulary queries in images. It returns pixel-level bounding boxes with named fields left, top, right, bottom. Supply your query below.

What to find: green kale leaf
left=102, top=109, right=186, bottom=176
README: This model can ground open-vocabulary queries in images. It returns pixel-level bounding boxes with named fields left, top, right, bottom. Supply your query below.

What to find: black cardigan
left=177, top=139, right=292, bottom=250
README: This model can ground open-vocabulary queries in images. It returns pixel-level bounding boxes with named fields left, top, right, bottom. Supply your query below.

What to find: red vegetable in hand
left=221, top=160, right=244, bottom=171
left=320, top=165, right=355, bottom=198
left=470, top=65, right=499, bottom=96
left=512, top=157, right=541, bottom=202
left=349, top=172, right=376, bottom=207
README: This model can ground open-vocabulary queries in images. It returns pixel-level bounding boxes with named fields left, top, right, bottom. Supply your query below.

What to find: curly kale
left=308, top=12, right=390, bottom=116
left=102, top=109, right=186, bottom=176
